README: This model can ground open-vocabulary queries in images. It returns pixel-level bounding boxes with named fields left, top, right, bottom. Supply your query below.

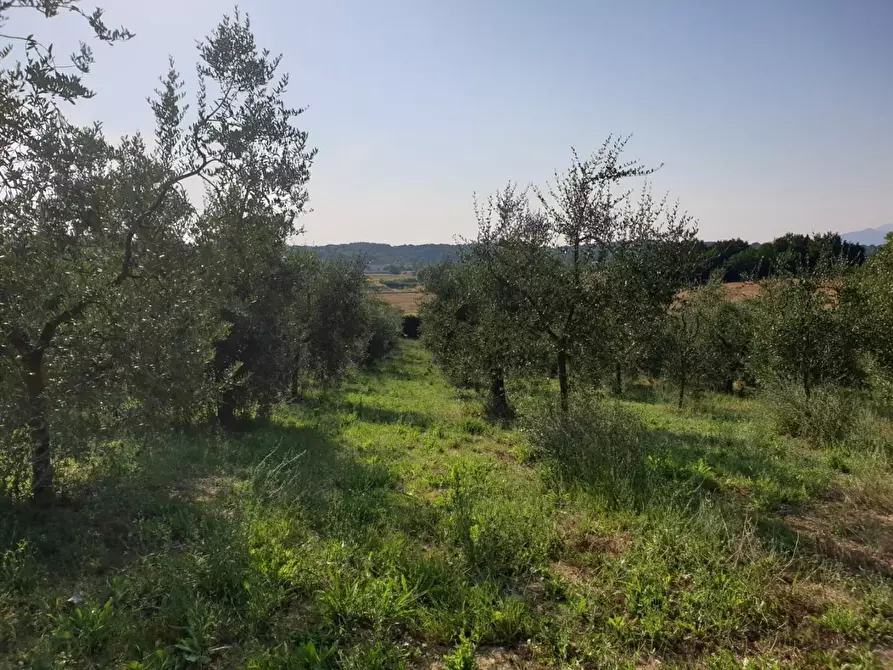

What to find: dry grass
left=379, top=277, right=760, bottom=316
left=378, top=290, right=427, bottom=313
left=782, top=499, right=893, bottom=575
left=677, top=281, right=761, bottom=303
left=722, top=280, right=762, bottom=301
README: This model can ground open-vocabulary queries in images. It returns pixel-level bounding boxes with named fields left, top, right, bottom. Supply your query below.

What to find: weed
left=443, top=633, right=477, bottom=670
left=525, top=395, right=653, bottom=509
left=246, top=640, right=337, bottom=669
left=315, top=570, right=419, bottom=637
left=48, top=598, right=114, bottom=656
left=0, top=540, right=36, bottom=595
left=458, top=417, right=487, bottom=436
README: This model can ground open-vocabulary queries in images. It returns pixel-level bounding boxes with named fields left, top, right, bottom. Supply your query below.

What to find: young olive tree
left=660, top=278, right=751, bottom=406
left=595, top=214, right=701, bottom=395
left=420, top=258, right=541, bottom=417
left=473, top=137, right=696, bottom=411
left=695, top=282, right=751, bottom=393
left=285, top=252, right=379, bottom=398
left=850, top=233, right=893, bottom=400
left=662, top=299, right=704, bottom=409
left=750, top=253, right=861, bottom=396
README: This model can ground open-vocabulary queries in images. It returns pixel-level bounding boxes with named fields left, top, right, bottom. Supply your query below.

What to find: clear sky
left=8, top=0, right=892, bottom=244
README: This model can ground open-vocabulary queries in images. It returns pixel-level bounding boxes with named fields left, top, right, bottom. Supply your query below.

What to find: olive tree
left=420, top=257, right=542, bottom=417
left=851, top=233, right=893, bottom=400
left=750, top=254, right=860, bottom=396
left=662, top=298, right=705, bottom=408
left=473, top=137, right=696, bottom=411
left=284, top=251, right=378, bottom=400
left=1, top=7, right=313, bottom=499
left=660, top=278, right=751, bottom=406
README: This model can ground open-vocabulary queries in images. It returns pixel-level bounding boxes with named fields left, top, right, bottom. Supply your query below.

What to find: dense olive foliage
left=422, top=140, right=698, bottom=411
left=0, top=5, right=399, bottom=499
left=852, top=233, right=893, bottom=400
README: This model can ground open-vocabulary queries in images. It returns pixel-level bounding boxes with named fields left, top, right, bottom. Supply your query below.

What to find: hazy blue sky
left=10, top=0, right=892, bottom=243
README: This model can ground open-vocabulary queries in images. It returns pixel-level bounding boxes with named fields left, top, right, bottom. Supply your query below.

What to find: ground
left=1, top=341, right=891, bottom=668
left=367, top=272, right=426, bottom=314
left=677, top=281, right=761, bottom=303
left=377, top=290, right=426, bottom=314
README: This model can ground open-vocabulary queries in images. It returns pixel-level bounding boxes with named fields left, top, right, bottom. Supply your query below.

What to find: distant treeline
left=302, top=242, right=463, bottom=272
left=301, top=233, right=870, bottom=280
left=694, top=232, right=867, bottom=282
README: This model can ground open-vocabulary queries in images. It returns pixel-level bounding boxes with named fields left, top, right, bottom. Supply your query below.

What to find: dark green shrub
left=401, top=314, right=421, bottom=339
left=363, top=301, right=402, bottom=365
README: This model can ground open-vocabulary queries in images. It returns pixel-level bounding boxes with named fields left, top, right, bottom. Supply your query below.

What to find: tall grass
left=524, top=394, right=654, bottom=509
left=762, top=382, right=893, bottom=463
left=762, top=382, right=862, bottom=445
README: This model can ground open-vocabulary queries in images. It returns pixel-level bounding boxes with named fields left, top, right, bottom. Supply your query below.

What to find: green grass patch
left=1, top=341, right=892, bottom=667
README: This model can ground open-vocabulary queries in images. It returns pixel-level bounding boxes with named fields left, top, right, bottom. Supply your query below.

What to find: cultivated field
left=368, top=272, right=427, bottom=313
left=378, top=290, right=427, bottom=313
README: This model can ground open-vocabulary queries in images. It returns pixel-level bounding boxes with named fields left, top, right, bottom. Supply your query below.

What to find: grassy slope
left=1, top=341, right=892, bottom=668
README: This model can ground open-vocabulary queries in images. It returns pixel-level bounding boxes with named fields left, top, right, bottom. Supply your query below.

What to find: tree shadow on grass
left=624, top=383, right=754, bottom=425
left=647, top=427, right=820, bottom=499
left=288, top=392, right=433, bottom=429
left=647, top=427, right=893, bottom=577
left=339, top=400, right=432, bottom=429
left=622, top=382, right=664, bottom=405
left=364, top=366, right=425, bottom=383
left=0, top=417, right=438, bottom=586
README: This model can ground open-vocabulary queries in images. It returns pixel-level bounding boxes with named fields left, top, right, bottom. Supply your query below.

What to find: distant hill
left=842, top=224, right=893, bottom=247
left=299, top=229, right=876, bottom=276
left=297, top=242, right=461, bottom=271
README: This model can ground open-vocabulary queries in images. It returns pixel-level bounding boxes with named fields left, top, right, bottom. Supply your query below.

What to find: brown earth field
left=378, top=290, right=427, bottom=313
left=377, top=281, right=763, bottom=315
left=677, top=281, right=761, bottom=302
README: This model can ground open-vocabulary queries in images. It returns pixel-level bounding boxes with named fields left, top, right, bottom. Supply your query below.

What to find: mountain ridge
left=842, top=224, right=893, bottom=247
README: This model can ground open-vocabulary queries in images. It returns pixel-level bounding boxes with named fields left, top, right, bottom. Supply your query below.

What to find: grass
left=1, top=341, right=892, bottom=668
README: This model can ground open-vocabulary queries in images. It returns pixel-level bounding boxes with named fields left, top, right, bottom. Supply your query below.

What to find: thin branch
left=7, top=328, right=29, bottom=356
left=31, top=157, right=214, bottom=353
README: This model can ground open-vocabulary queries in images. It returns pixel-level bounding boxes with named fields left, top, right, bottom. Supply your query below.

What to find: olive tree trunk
left=557, top=346, right=569, bottom=413
left=21, top=350, right=54, bottom=502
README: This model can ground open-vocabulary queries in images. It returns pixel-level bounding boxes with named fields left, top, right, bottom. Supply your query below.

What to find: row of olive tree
left=0, top=4, right=398, bottom=501
left=421, top=138, right=699, bottom=413
left=661, top=239, right=893, bottom=408
left=422, top=140, right=893, bottom=417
